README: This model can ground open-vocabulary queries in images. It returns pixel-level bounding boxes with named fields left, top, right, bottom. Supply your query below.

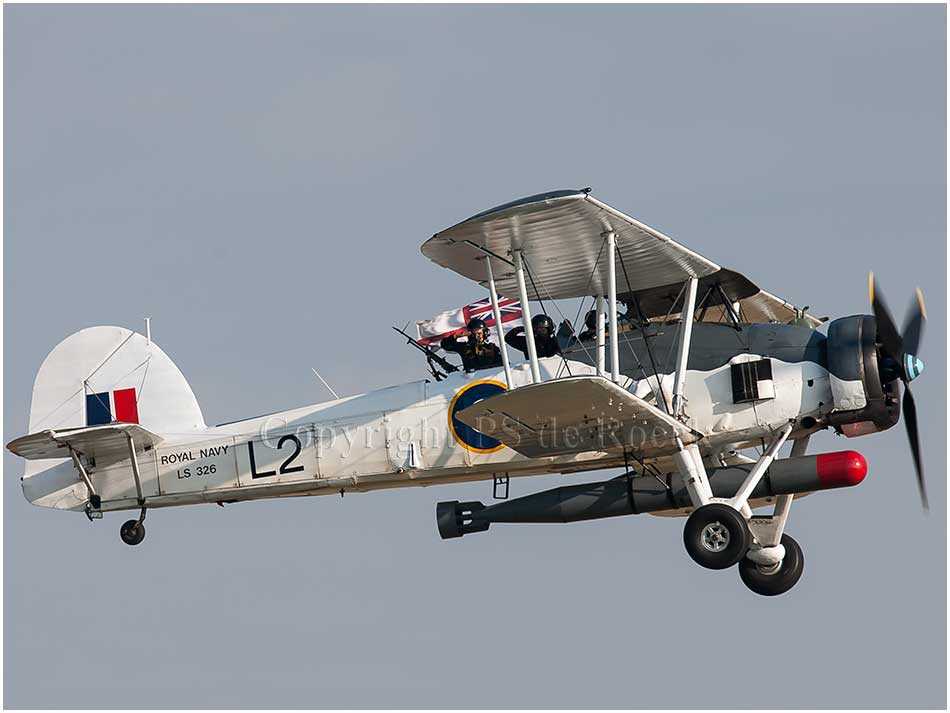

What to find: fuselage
left=24, top=318, right=888, bottom=513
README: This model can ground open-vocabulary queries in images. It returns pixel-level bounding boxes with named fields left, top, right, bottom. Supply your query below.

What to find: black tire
left=683, top=503, right=750, bottom=569
left=120, top=519, right=146, bottom=546
left=739, top=534, right=804, bottom=596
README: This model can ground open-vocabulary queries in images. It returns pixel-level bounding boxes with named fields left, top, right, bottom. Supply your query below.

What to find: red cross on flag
left=416, top=297, right=523, bottom=348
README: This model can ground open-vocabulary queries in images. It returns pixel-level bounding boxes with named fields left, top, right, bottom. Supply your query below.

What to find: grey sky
left=4, top=4, right=946, bottom=709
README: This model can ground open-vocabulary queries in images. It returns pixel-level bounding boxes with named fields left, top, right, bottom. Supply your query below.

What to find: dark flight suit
left=504, top=326, right=561, bottom=360
left=577, top=312, right=630, bottom=342
left=441, top=334, right=502, bottom=372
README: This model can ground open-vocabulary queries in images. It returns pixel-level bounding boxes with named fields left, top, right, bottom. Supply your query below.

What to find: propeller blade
left=901, top=287, right=926, bottom=358
left=901, top=384, right=928, bottom=511
left=868, top=272, right=903, bottom=357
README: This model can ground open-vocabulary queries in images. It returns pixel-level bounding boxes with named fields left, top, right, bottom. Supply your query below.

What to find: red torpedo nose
left=815, top=451, right=868, bottom=488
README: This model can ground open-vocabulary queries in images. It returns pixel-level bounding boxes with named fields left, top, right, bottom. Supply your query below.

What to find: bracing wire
left=521, top=255, right=574, bottom=375
left=616, top=249, right=672, bottom=413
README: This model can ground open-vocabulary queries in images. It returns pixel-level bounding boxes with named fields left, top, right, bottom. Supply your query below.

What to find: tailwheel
left=120, top=520, right=145, bottom=546
left=683, top=503, right=751, bottom=570
left=739, top=534, right=804, bottom=596
left=120, top=508, right=147, bottom=546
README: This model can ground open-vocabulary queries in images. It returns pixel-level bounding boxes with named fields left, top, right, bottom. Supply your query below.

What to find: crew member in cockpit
left=577, top=305, right=633, bottom=342
left=505, top=314, right=562, bottom=359
left=441, top=318, right=502, bottom=372
left=577, top=310, right=601, bottom=342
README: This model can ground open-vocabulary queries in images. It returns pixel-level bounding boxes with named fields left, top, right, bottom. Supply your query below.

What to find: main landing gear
left=674, top=426, right=809, bottom=596
left=683, top=504, right=751, bottom=570
left=120, top=508, right=147, bottom=546
left=683, top=504, right=805, bottom=595
left=738, top=534, right=804, bottom=597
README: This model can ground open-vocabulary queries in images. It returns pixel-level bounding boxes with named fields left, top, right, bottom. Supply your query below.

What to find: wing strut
left=671, top=277, right=699, bottom=417
left=485, top=257, right=514, bottom=389
left=595, top=294, right=606, bottom=376
left=512, top=248, right=541, bottom=383
left=606, top=231, right=620, bottom=383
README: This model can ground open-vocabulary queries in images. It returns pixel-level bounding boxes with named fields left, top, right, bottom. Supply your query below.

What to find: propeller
left=868, top=272, right=928, bottom=510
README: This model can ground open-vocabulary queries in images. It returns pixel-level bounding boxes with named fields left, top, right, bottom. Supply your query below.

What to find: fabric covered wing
left=624, top=268, right=823, bottom=328
left=421, top=190, right=720, bottom=299
left=743, top=288, right=823, bottom=328
left=454, top=375, right=697, bottom=458
left=421, top=190, right=819, bottom=327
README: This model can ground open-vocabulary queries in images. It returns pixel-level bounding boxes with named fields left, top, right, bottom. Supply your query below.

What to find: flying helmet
left=584, top=310, right=598, bottom=331
left=467, top=317, right=490, bottom=338
left=532, top=314, right=555, bottom=337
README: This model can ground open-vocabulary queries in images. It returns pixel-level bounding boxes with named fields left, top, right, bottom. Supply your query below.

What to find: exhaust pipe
left=436, top=451, right=866, bottom=539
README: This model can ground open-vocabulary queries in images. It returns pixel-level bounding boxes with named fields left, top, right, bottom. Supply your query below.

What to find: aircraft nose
left=905, top=354, right=924, bottom=381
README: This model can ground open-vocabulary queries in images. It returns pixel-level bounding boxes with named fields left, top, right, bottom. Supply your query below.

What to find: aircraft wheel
left=739, top=534, right=804, bottom=596
left=683, top=503, right=750, bottom=569
left=120, top=519, right=146, bottom=546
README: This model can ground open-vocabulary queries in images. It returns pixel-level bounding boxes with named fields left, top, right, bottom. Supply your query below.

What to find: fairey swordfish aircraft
left=8, top=189, right=929, bottom=596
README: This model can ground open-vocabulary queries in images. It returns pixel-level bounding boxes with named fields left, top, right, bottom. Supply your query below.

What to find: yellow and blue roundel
left=448, top=379, right=507, bottom=453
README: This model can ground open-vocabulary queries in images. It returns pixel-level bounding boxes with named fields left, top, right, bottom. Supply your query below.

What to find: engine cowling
left=824, top=314, right=900, bottom=436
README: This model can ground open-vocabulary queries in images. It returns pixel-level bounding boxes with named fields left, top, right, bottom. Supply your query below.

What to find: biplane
left=8, top=189, right=928, bottom=596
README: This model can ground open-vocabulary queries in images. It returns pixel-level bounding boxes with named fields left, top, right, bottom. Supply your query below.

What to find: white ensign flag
left=416, top=297, right=523, bottom=349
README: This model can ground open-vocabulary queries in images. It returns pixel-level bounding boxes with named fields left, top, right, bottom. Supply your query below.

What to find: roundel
left=448, top=380, right=507, bottom=453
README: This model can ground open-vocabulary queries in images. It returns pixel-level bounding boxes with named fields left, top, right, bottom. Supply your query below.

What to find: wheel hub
left=700, top=522, right=730, bottom=552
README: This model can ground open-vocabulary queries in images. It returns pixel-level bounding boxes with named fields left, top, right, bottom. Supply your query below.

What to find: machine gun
left=392, top=326, right=460, bottom=381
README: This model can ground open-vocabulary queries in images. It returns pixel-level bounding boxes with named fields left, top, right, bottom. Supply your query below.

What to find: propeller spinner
left=868, top=272, right=928, bottom=510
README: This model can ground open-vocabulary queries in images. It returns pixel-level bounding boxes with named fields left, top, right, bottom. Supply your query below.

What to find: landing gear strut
left=120, top=508, right=147, bottom=546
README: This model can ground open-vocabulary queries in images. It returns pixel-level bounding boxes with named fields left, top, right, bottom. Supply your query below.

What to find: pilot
left=577, top=310, right=602, bottom=342
left=441, top=318, right=503, bottom=373
left=505, top=314, right=562, bottom=359
left=577, top=306, right=633, bottom=342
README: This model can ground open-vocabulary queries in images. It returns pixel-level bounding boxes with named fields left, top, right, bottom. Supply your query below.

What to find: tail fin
left=24, top=325, right=205, bottom=479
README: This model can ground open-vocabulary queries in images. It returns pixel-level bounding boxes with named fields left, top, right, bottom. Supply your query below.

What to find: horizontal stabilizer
left=7, top=423, right=162, bottom=466
left=455, top=375, right=697, bottom=458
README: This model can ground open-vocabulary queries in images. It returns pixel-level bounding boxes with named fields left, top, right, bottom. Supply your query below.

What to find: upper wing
left=624, top=268, right=824, bottom=328
left=421, top=189, right=820, bottom=327
left=454, top=375, right=698, bottom=459
left=422, top=189, right=719, bottom=299
left=7, top=423, right=162, bottom=466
